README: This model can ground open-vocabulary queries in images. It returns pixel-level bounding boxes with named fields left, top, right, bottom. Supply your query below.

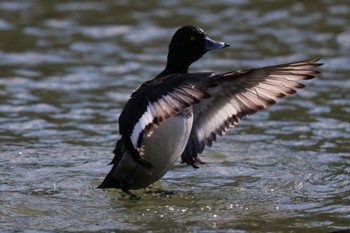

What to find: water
left=0, top=0, right=349, bottom=232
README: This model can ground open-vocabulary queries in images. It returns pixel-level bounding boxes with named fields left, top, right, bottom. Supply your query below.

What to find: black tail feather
left=97, top=168, right=120, bottom=189
left=97, top=169, right=138, bottom=199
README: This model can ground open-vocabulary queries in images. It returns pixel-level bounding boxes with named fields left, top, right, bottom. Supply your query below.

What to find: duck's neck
left=156, top=64, right=188, bottom=78
left=155, top=51, right=193, bottom=78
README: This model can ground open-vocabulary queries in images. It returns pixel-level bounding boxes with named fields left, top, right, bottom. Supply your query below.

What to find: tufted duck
left=98, top=25, right=322, bottom=197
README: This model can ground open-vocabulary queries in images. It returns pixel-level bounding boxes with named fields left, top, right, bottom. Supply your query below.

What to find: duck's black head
left=157, top=25, right=230, bottom=77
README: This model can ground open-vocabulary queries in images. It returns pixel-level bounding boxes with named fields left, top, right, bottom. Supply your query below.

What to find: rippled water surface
left=1, top=0, right=349, bottom=232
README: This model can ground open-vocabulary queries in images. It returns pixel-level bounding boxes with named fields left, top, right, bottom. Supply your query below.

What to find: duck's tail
left=97, top=164, right=138, bottom=198
left=97, top=167, right=120, bottom=189
left=97, top=139, right=125, bottom=189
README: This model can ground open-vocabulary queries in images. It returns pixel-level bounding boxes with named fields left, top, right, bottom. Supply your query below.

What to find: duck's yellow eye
left=190, top=36, right=195, bottom=41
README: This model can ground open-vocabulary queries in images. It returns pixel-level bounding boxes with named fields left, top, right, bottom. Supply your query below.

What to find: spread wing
left=181, top=58, right=322, bottom=167
left=111, top=73, right=214, bottom=167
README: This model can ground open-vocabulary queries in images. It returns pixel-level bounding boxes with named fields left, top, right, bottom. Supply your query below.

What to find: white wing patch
left=130, top=101, right=154, bottom=150
left=195, top=99, right=237, bottom=145
left=129, top=82, right=211, bottom=151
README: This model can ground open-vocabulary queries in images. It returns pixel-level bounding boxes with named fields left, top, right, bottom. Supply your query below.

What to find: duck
left=98, top=25, right=322, bottom=197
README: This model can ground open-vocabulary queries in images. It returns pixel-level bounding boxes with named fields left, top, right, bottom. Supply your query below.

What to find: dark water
left=0, top=0, right=349, bottom=232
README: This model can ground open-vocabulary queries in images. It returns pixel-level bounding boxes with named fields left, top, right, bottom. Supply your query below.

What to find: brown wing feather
left=182, top=58, right=322, bottom=166
left=132, top=82, right=210, bottom=149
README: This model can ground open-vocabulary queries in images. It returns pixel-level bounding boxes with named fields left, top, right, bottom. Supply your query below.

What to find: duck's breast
left=126, top=108, right=193, bottom=189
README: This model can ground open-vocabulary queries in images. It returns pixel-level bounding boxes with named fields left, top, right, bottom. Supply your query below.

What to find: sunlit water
left=0, top=0, right=349, bottom=232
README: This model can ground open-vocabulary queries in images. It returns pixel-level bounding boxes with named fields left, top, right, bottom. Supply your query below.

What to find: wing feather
left=125, top=74, right=213, bottom=151
left=181, top=58, right=322, bottom=167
